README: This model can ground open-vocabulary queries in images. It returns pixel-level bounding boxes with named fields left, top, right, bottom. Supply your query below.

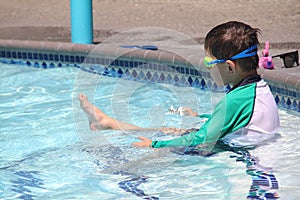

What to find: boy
left=78, top=21, right=280, bottom=150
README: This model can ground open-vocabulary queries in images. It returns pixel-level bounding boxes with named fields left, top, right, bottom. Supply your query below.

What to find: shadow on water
left=1, top=134, right=280, bottom=200
left=11, top=171, right=45, bottom=200
left=84, top=133, right=280, bottom=200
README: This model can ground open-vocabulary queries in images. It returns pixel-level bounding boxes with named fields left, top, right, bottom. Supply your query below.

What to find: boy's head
left=204, top=21, right=261, bottom=72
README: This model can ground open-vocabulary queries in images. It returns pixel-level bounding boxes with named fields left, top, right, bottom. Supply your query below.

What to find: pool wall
left=0, top=39, right=299, bottom=112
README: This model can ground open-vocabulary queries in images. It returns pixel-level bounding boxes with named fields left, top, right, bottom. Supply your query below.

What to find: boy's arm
left=182, top=107, right=211, bottom=118
left=133, top=118, right=212, bottom=148
left=151, top=84, right=257, bottom=149
left=151, top=124, right=209, bottom=148
left=151, top=97, right=228, bottom=149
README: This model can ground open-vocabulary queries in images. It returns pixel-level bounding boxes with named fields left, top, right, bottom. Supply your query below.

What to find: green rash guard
left=151, top=75, right=280, bottom=148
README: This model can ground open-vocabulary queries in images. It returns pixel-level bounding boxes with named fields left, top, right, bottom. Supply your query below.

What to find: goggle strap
left=207, top=59, right=226, bottom=65
left=230, top=51, right=257, bottom=60
left=206, top=44, right=258, bottom=66
left=230, top=44, right=258, bottom=60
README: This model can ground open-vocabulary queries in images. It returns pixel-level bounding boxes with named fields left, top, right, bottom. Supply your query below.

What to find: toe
left=78, top=94, right=87, bottom=101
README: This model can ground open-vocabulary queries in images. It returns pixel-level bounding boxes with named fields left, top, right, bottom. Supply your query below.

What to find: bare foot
left=78, top=94, right=111, bottom=130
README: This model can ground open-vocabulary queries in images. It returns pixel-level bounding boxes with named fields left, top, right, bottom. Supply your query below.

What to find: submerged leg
left=78, top=94, right=142, bottom=131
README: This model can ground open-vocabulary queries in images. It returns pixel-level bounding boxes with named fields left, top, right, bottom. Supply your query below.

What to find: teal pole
left=70, top=0, right=93, bottom=44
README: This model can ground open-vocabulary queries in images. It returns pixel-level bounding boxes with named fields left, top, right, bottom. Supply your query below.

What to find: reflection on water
left=230, top=150, right=279, bottom=199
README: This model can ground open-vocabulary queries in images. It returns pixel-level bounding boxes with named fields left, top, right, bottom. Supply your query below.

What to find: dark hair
left=204, top=21, right=261, bottom=72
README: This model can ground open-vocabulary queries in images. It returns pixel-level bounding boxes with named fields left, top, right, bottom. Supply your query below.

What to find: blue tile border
left=0, top=41, right=222, bottom=91
left=0, top=39, right=299, bottom=112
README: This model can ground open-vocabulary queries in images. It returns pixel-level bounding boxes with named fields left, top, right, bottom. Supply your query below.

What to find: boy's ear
left=225, top=60, right=236, bottom=73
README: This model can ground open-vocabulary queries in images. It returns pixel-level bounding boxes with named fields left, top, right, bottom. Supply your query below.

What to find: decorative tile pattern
left=0, top=47, right=299, bottom=112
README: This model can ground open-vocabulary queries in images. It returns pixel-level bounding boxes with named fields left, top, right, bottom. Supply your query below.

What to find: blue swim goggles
left=204, top=44, right=258, bottom=68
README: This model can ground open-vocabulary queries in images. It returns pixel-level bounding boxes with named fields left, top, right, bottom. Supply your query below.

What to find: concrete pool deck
left=0, top=0, right=299, bottom=111
left=0, top=0, right=299, bottom=43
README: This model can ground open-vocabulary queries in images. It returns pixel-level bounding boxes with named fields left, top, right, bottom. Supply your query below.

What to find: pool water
left=1, top=63, right=300, bottom=199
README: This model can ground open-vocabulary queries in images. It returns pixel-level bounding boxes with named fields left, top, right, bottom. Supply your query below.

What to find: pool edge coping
left=1, top=39, right=299, bottom=111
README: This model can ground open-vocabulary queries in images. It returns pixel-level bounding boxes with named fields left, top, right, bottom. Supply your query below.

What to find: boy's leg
left=79, top=93, right=189, bottom=134
left=78, top=94, right=142, bottom=131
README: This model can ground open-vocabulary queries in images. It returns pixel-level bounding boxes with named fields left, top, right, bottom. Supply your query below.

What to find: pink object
left=259, top=41, right=275, bottom=69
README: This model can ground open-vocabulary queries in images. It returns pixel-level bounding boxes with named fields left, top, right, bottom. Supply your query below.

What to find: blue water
left=0, top=64, right=300, bottom=199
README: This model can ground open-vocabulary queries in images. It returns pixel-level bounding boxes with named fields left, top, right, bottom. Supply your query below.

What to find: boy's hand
left=182, top=107, right=199, bottom=117
left=133, top=136, right=152, bottom=148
